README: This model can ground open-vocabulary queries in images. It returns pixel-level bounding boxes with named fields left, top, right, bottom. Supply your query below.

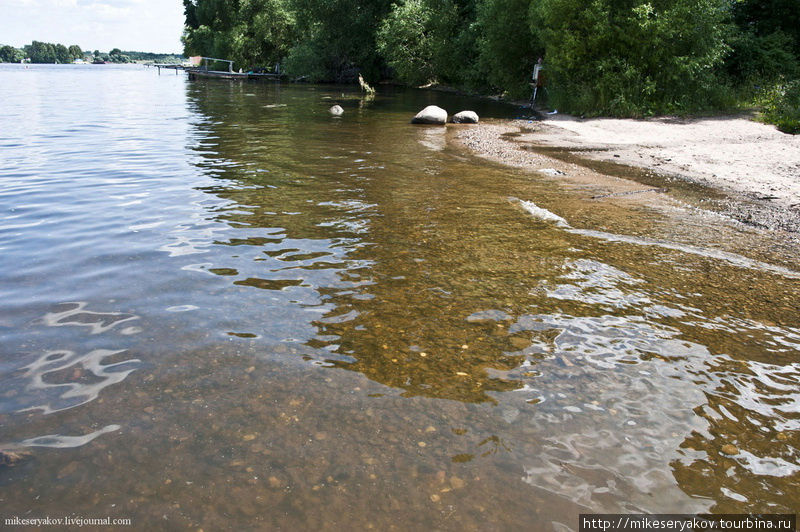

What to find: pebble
left=430, top=494, right=440, bottom=502
left=243, top=434, right=257, bottom=441
left=721, top=444, right=739, bottom=455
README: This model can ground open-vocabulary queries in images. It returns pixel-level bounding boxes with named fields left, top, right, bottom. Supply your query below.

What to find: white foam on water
left=515, top=198, right=569, bottom=227
left=513, top=198, right=800, bottom=279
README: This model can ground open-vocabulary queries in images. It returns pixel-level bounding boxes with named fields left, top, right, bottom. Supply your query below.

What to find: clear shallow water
left=0, top=64, right=798, bottom=529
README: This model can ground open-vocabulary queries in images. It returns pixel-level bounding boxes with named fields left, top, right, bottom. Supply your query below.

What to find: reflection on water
left=0, top=65, right=798, bottom=528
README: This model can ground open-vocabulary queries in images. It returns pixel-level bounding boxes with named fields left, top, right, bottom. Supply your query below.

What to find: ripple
left=16, top=425, right=121, bottom=449
left=15, top=349, right=140, bottom=415
left=42, top=302, right=139, bottom=335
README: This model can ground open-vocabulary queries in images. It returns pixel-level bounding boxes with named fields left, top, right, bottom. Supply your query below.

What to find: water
left=0, top=64, right=798, bottom=529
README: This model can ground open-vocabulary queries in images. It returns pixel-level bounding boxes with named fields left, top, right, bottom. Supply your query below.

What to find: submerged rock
left=451, top=110, right=479, bottom=124
left=329, top=105, right=344, bottom=116
left=721, top=444, right=740, bottom=456
left=411, top=105, right=447, bottom=125
left=0, top=448, right=31, bottom=467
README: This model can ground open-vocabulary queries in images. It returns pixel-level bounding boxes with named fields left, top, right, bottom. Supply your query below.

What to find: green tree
left=377, top=0, right=442, bottom=85
left=286, top=0, right=393, bottom=82
left=476, top=0, right=542, bottom=98
left=731, top=0, right=800, bottom=55
left=724, top=0, right=800, bottom=84
left=530, top=0, right=731, bottom=116
left=55, top=43, right=70, bottom=63
left=28, top=41, right=57, bottom=63
left=0, top=45, right=24, bottom=63
left=377, top=0, right=485, bottom=88
left=68, top=45, right=83, bottom=60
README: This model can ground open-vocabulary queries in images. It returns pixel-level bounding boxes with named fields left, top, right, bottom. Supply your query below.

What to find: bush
left=377, top=0, right=440, bottom=86
left=284, top=39, right=331, bottom=81
left=760, top=79, right=800, bottom=134
left=530, top=0, right=731, bottom=116
left=726, top=30, right=799, bottom=84
left=476, top=0, right=542, bottom=99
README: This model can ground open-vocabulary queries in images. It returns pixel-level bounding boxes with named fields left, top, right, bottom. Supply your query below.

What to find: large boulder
left=451, top=110, right=479, bottom=124
left=411, top=105, right=448, bottom=125
left=329, top=105, right=344, bottom=116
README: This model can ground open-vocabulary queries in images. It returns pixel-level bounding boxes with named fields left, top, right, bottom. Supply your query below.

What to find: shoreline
left=452, top=115, right=800, bottom=237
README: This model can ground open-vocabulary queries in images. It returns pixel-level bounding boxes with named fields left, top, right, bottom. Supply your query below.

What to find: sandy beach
left=453, top=114, right=800, bottom=236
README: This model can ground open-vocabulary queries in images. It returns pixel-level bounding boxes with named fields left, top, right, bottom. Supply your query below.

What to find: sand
left=453, top=114, right=800, bottom=234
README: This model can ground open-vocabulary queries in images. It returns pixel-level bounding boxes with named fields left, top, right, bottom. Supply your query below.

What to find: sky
left=1, top=0, right=185, bottom=53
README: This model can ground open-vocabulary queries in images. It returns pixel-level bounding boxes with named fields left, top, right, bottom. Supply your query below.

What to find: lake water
left=0, top=64, right=798, bottom=529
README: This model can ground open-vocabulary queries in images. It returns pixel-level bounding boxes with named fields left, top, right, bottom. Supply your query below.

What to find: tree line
left=0, top=42, right=84, bottom=64
left=0, top=43, right=184, bottom=65
left=182, top=0, right=799, bottom=130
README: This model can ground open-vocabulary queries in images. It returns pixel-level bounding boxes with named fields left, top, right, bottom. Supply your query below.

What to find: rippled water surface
left=1, top=64, right=798, bottom=529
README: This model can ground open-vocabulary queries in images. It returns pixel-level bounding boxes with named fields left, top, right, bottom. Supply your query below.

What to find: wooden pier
left=148, top=56, right=284, bottom=81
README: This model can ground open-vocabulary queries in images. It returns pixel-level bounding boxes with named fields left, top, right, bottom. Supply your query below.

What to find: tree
left=476, top=0, right=542, bottom=98
left=55, top=43, right=70, bottom=63
left=731, top=0, right=800, bottom=55
left=377, top=0, right=441, bottom=85
left=184, top=0, right=296, bottom=72
left=68, top=44, right=83, bottom=60
left=28, top=41, right=57, bottom=63
left=285, top=0, right=393, bottom=82
left=530, top=0, right=731, bottom=116
left=724, top=0, right=800, bottom=83
left=0, top=45, right=24, bottom=63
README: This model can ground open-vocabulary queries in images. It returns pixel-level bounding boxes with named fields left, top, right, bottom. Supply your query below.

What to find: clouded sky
left=1, top=0, right=185, bottom=53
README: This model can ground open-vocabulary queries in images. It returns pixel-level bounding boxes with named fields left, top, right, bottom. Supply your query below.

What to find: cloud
left=0, top=0, right=184, bottom=52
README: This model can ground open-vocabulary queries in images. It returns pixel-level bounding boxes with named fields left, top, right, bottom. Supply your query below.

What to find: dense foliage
left=182, top=0, right=800, bottom=129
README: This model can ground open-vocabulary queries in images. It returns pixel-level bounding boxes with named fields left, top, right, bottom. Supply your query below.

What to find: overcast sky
left=1, top=0, right=185, bottom=53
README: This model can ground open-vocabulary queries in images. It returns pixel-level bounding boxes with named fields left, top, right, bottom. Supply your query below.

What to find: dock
left=148, top=56, right=284, bottom=81
left=187, top=69, right=249, bottom=80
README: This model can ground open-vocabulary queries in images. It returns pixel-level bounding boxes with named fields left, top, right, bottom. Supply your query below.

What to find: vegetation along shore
left=181, top=0, right=800, bottom=132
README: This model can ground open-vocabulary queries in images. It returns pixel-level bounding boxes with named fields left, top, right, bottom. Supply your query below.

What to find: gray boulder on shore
left=451, top=110, right=479, bottom=124
left=411, top=105, right=448, bottom=125
left=329, top=105, right=344, bottom=116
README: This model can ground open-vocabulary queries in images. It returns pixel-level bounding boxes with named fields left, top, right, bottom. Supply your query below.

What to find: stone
left=0, top=449, right=30, bottom=467
left=721, top=444, right=739, bottom=455
left=329, top=105, right=344, bottom=116
left=451, top=110, right=479, bottom=124
left=411, top=106, right=447, bottom=125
